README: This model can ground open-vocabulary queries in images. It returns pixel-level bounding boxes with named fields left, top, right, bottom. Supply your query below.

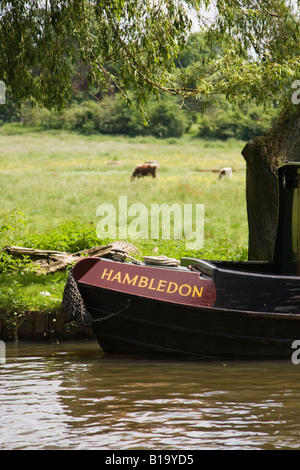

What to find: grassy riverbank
left=0, top=124, right=248, bottom=336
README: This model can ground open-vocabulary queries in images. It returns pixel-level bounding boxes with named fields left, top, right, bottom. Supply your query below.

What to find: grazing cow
left=131, top=162, right=159, bottom=181
left=218, top=167, right=233, bottom=180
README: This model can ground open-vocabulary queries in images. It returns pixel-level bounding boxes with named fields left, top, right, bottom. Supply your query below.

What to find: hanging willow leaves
left=0, top=1, right=299, bottom=110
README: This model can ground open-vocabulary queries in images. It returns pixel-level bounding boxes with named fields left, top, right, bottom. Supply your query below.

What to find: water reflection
left=1, top=341, right=300, bottom=450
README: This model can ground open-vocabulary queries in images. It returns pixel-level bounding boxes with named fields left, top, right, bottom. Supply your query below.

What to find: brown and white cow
left=131, top=162, right=159, bottom=181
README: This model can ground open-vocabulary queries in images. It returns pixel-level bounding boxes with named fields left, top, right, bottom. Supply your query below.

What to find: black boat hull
left=61, top=163, right=300, bottom=360
left=78, top=282, right=300, bottom=359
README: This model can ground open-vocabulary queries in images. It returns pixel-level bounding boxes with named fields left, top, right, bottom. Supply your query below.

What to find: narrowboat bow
left=62, top=163, right=300, bottom=359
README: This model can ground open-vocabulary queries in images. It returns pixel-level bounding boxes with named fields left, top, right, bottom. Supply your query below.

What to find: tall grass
left=0, top=126, right=248, bottom=258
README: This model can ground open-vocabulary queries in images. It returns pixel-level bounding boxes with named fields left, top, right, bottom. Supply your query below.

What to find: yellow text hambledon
left=100, top=268, right=203, bottom=298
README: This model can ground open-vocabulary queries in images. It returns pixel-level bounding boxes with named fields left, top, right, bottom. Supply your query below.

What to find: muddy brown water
left=1, top=340, right=300, bottom=450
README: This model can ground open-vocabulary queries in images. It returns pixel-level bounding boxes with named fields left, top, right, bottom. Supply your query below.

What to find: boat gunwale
left=73, top=256, right=299, bottom=282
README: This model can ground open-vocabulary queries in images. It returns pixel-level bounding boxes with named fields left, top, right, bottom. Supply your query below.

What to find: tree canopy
left=0, top=0, right=200, bottom=110
left=0, top=0, right=299, bottom=112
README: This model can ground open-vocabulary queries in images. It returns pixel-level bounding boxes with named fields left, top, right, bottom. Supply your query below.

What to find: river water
left=1, top=340, right=300, bottom=451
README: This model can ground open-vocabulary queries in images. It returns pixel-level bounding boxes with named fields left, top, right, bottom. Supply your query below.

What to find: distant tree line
left=5, top=93, right=276, bottom=141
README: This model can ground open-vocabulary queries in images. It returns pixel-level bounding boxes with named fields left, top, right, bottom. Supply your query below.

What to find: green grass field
left=0, top=124, right=248, bottom=249
left=0, top=124, right=249, bottom=332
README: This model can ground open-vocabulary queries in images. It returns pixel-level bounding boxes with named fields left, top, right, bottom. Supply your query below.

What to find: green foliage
left=175, top=32, right=213, bottom=69
left=20, top=94, right=191, bottom=138
left=0, top=271, right=65, bottom=335
left=200, top=227, right=248, bottom=261
left=146, top=99, right=190, bottom=138
left=197, top=100, right=278, bottom=140
left=0, top=0, right=196, bottom=110
left=23, top=219, right=100, bottom=253
left=178, top=2, right=300, bottom=107
left=0, top=252, right=36, bottom=275
left=1, top=1, right=299, bottom=115
left=0, top=210, right=26, bottom=246
left=0, top=211, right=36, bottom=274
left=18, top=93, right=276, bottom=140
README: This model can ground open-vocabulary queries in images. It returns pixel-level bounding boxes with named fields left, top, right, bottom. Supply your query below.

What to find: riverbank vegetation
left=0, top=128, right=248, bottom=336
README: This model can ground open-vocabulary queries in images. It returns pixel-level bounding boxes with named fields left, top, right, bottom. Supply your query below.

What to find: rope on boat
left=61, top=270, right=93, bottom=326
left=112, top=251, right=142, bottom=264
left=112, top=250, right=180, bottom=267
left=143, top=255, right=180, bottom=267
left=62, top=269, right=133, bottom=326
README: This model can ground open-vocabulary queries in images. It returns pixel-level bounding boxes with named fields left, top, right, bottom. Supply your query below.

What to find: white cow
left=218, top=167, right=233, bottom=180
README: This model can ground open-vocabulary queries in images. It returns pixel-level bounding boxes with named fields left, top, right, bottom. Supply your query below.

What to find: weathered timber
left=2, top=241, right=140, bottom=274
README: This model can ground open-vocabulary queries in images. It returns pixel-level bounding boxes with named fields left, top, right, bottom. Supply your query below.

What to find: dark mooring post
left=273, top=163, right=300, bottom=275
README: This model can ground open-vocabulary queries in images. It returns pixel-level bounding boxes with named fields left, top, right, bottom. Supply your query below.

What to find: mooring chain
left=91, top=299, right=132, bottom=323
